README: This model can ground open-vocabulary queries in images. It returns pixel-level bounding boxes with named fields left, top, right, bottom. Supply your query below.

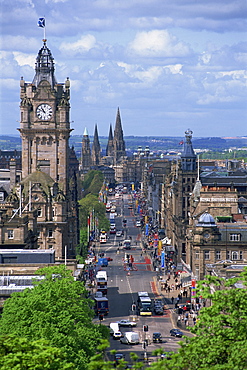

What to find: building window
left=37, top=229, right=41, bottom=238
left=195, top=251, right=199, bottom=259
left=48, top=229, right=53, bottom=238
left=8, top=230, right=14, bottom=239
left=229, top=233, right=241, bottom=241
left=240, top=251, right=243, bottom=260
left=232, top=251, right=238, bottom=260
left=0, top=192, right=4, bottom=202
left=48, top=244, right=53, bottom=249
left=216, top=250, right=221, bottom=260
left=226, top=250, right=230, bottom=259
left=204, top=250, right=210, bottom=260
left=57, top=175, right=59, bottom=181
left=37, top=208, right=42, bottom=217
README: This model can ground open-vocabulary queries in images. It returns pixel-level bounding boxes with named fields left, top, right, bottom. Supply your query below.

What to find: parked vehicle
left=117, top=319, right=137, bottom=327
left=170, top=329, right=183, bottom=337
left=135, top=220, right=141, bottom=227
left=153, top=332, right=163, bottom=343
left=120, top=331, right=139, bottom=345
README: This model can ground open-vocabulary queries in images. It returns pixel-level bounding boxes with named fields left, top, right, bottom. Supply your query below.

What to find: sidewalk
left=153, top=270, right=196, bottom=332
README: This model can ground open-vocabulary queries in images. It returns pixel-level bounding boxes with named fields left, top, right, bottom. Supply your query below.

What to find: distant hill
left=1, top=135, right=247, bottom=157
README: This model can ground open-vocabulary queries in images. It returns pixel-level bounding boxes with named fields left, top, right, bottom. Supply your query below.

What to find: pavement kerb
left=152, top=276, right=194, bottom=335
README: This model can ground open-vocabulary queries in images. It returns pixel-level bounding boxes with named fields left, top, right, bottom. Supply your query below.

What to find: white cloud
left=127, top=30, right=190, bottom=57
left=1, top=36, right=40, bottom=52
left=13, top=52, right=36, bottom=68
left=59, top=35, right=97, bottom=55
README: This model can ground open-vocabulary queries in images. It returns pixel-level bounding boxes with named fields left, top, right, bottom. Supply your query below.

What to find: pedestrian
left=184, top=317, right=188, bottom=326
left=171, top=296, right=174, bottom=304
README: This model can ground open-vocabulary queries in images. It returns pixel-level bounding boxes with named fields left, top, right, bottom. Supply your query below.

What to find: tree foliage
left=78, top=194, right=110, bottom=231
left=149, top=267, right=247, bottom=370
left=82, top=170, right=104, bottom=196
left=0, top=265, right=107, bottom=370
left=0, top=335, right=75, bottom=370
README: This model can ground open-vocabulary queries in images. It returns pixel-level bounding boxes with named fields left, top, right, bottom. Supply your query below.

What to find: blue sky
left=0, top=0, right=247, bottom=138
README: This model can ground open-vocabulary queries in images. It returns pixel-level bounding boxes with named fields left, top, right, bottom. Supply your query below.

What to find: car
left=117, top=319, right=137, bottom=327
left=153, top=332, right=163, bottom=343
left=154, top=306, right=164, bottom=315
left=154, top=299, right=163, bottom=306
left=114, top=353, right=125, bottom=365
left=170, top=329, right=184, bottom=337
left=106, top=257, right=113, bottom=261
left=116, top=230, right=123, bottom=237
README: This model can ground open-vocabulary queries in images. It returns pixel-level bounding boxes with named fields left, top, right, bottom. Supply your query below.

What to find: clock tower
left=19, top=40, right=71, bottom=193
left=16, top=40, right=77, bottom=259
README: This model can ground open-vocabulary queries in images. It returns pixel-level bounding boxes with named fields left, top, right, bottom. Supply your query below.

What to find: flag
left=38, top=17, right=45, bottom=28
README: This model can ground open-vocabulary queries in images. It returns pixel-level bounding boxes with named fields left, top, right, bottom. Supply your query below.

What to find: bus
left=137, top=293, right=152, bottom=316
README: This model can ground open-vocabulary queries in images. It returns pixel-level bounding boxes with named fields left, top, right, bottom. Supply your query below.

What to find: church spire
left=113, top=107, right=126, bottom=163
left=32, top=40, right=57, bottom=88
left=91, top=124, right=101, bottom=166
left=106, top=124, right=114, bottom=157
left=81, top=127, right=91, bottom=172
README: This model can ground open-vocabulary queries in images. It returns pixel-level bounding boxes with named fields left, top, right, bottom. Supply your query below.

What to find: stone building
left=186, top=212, right=247, bottom=280
left=0, top=39, right=78, bottom=259
left=162, top=129, right=197, bottom=261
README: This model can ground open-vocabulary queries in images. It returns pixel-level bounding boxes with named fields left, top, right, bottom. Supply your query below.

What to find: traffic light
left=143, top=325, right=148, bottom=332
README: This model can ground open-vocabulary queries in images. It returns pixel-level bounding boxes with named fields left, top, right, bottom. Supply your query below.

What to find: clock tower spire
left=19, top=40, right=71, bottom=192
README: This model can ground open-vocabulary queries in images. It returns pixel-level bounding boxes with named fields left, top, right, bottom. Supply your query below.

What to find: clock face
left=36, top=104, right=53, bottom=120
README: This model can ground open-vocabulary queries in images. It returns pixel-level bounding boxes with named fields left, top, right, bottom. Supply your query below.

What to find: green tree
left=0, top=334, right=75, bottom=370
left=149, top=267, right=247, bottom=370
left=82, top=170, right=104, bottom=196
left=79, top=194, right=110, bottom=232
left=0, top=265, right=107, bottom=370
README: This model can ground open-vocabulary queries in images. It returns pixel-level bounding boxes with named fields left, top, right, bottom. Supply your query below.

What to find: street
left=95, top=193, right=183, bottom=364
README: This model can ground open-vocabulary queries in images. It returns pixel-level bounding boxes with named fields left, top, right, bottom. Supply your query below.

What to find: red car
left=106, top=257, right=113, bottom=262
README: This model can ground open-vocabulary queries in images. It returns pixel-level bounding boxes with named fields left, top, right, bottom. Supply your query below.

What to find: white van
left=110, top=322, right=122, bottom=340
left=120, top=331, right=139, bottom=344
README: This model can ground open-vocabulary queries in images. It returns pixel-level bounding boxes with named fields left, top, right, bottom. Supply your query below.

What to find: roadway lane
left=97, top=193, right=183, bottom=362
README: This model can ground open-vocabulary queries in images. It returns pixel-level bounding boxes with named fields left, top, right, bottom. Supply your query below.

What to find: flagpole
left=44, top=18, right=46, bottom=40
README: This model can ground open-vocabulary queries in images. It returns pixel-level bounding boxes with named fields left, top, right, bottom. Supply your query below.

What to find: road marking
left=126, top=275, right=134, bottom=302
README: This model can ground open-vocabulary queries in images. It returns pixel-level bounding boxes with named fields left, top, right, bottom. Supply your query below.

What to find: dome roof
left=197, top=212, right=216, bottom=227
